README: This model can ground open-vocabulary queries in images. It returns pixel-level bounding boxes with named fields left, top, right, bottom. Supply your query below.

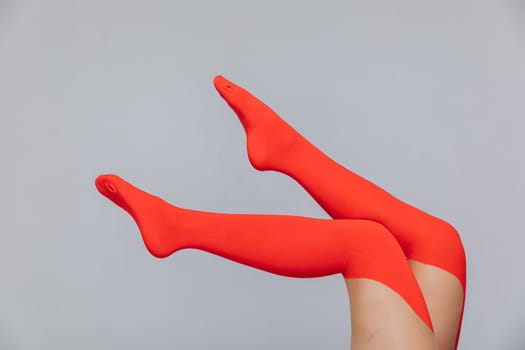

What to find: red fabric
left=95, top=174, right=433, bottom=330
left=214, top=75, right=466, bottom=347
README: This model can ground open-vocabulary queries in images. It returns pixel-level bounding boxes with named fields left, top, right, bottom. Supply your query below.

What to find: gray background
left=1, top=0, right=524, bottom=349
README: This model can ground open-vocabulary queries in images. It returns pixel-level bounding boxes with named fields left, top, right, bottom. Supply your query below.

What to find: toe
left=213, top=75, right=237, bottom=95
left=95, top=174, right=120, bottom=197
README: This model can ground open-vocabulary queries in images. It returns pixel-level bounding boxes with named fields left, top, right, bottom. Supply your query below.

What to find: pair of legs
left=95, top=76, right=465, bottom=350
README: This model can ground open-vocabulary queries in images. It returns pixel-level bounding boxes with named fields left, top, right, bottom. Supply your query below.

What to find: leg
left=214, top=75, right=466, bottom=350
left=346, top=279, right=437, bottom=350
left=408, top=261, right=464, bottom=350
left=95, top=174, right=437, bottom=350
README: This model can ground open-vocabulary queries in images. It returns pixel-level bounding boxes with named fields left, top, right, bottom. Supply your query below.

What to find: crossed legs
left=95, top=76, right=466, bottom=350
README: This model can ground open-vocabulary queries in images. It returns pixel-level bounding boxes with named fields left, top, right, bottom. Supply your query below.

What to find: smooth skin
left=346, top=279, right=438, bottom=350
left=409, top=261, right=464, bottom=350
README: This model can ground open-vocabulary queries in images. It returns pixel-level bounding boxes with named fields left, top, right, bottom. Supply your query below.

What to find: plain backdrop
left=1, top=0, right=524, bottom=349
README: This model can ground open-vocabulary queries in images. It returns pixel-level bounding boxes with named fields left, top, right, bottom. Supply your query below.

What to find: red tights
left=95, top=75, right=466, bottom=347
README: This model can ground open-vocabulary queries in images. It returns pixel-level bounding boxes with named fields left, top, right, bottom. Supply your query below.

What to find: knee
left=437, top=219, right=465, bottom=259
left=415, top=218, right=467, bottom=290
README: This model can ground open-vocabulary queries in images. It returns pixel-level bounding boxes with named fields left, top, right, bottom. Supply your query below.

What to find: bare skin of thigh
left=345, top=278, right=439, bottom=350
left=409, top=260, right=464, bottom=350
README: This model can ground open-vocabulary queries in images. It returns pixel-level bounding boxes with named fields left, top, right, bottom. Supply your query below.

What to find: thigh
left=409, top=261, right=464, bottom=350
left=345, top=278, right=439, bottom=350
